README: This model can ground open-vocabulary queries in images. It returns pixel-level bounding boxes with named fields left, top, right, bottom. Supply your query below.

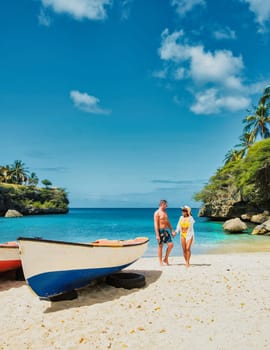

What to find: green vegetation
left=0, top=161, right=69, bottom=216
left=195, top=86, right=270, bottom=208
left=195, top=139, right=270, bottom=207
left=42, top=179, right=52, bottom=188
left=0, top=160, right=29, bottom=185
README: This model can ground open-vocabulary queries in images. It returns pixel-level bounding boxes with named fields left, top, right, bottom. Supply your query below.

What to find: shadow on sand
left=169, top=263, right=212, bottom=267
left=44, top=269, right=162, bottom=314
left=0, top=268, right=26, bottom=291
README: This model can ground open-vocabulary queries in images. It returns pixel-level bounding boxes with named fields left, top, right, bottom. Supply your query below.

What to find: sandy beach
left=1, top=253, right=270, bottom=350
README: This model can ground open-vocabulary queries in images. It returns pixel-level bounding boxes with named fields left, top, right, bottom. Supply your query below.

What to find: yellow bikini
left=180, top=219, right=189, bottom=239
left=175, top=215, right=195, bottom=242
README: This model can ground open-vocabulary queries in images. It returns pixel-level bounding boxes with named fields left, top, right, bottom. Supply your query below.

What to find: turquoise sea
left=0, top=208, right=269, bottom=257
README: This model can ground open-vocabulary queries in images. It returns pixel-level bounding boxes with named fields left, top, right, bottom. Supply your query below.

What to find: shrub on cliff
left=0, top=183, right=69, bottom=216
left=0, top=160, right=69, bottom=216
left=194, top=139, right=270, bottom=208
left=236, top=139, right=270, bottom=205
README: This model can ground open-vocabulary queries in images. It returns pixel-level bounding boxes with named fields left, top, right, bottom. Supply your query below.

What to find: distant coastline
left=0, top=160, right=69, bottom=217
left=0, top=183, right=69, bottom=217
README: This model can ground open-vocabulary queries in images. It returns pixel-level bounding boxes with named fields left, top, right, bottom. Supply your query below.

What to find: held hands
left=172, top=230, right=176, bottom=237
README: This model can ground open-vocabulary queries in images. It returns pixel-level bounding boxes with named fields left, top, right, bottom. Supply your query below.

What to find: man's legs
left=163, top=242, right=174, bottom=265
left=158, top=244, right=163, bottom=265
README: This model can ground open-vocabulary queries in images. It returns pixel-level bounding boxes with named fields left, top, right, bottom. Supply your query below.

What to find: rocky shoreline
left=3, top=208, right=68, bottom=218
left=199, top=202, right=270, bottom=236
left=195, top=138, right=270, bottom=238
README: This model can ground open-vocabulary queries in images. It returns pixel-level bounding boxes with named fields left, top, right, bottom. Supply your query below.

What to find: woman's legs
left=185, top=237, right=193, bottom=267
left=181, top=236, right=187, bottom=264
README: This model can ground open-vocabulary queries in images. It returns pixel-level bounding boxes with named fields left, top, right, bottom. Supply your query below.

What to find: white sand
left=1, top=253, right=270, bottom=350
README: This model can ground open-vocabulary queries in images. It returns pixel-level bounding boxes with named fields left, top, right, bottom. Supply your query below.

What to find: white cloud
left=152, top=69, right=167, bottom=79
left=70, top=90, right=111, bottom=115
left=159, top=29, right=244, bottom=89
left=157, top=29, right=251, bottom=114
left=242, top=0, right=270, bottom=28
left=191, top=89, right=250, bottom=115
left=40, top=0, right=112, bottom=21
left=171, top=0, right=205, bottom=16
left=189, top=46, right=244, bottom=88
left=38, top=8, right=51, bottom=26
left=213, top=27, right=236, bottom=40
left=174, top=67, right=185, bottom=80
left=120, top=0, right=133, bottom=21
left=159, top=29, right=188, bottom=62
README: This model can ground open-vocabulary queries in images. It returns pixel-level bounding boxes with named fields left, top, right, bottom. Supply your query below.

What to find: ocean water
left=0, top=208, right=269, bottom=257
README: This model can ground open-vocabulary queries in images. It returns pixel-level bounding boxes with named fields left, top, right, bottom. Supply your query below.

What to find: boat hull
left=0, top=242, right=21, bottom=273
left=28, top=263, right=134, bottom=298
left=18, top=237, right=148, bottom=298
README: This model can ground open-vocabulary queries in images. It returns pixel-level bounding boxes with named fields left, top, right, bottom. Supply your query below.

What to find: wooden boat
left=0, top=241, right=21, bottom=273
left=17, top=236, right=149, bottom=299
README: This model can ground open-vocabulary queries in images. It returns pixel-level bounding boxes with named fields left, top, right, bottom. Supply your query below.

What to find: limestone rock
left=223, top=218, right=248, bottom=233
left=241, top=213, right=254, bottom=221
left=250, top=213, right=269, bottom=224
left=252, top=224, right=268, bottom=235
left=252, top=219, right=270, bottom=235
left=25, top=207, right=68, bottom=215
left=264, top=219, right=270, bottom=231
left=199, top=203, right=249, bottom=220
left=5, top=209, right=23, bottom=218
left=197, top=181, right=270, bottom=220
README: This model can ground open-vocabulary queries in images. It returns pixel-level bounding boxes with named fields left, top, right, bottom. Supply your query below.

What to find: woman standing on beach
left=175, top=206, right=195, bottom=267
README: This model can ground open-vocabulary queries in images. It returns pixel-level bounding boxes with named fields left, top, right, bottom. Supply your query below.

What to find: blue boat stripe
left=27, top=261, right=136, bottom=298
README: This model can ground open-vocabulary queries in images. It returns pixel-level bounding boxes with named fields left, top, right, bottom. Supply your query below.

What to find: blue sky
left=0, top=0, right=269, bottom=208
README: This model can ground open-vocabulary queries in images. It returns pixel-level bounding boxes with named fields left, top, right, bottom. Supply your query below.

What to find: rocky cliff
left=195, top=139, right=270, bottom=220
left=198, top=183, right=260, bottom=219
left=198, top=201, right=261, bottom=220
left=0, top=184, right=69, bottom=217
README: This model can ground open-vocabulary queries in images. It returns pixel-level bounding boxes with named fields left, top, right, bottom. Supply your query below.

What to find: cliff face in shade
left=198, top=200, right=260, bottom=220
left=0, top=184, right=69, bottom=216
left=197, top=183, right=259, bottom=219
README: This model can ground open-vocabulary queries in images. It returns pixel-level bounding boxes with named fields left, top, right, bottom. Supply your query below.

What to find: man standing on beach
left=154, top=200, right=175, bottom=265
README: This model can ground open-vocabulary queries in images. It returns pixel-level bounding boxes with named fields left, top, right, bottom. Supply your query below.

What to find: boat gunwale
left=17, top=236, right=149, bottom=248
left=0, top=244, right=19, bottom=249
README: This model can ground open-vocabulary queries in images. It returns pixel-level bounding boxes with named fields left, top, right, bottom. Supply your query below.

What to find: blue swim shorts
left=158, top=229, right=172, bottom=245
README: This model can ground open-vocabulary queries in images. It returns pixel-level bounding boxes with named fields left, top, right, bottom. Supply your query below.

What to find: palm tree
left=0, top=166, right=5, bottom=183
left=42, top=179, right=52, bottom=188
left=243, top=86, right=270, bottom=140
left=260, top=85, right=270, bottom=105
left=10, top=160, right=29, bottom=185
left=0, top=165, right=13, bottom=183
left=224, top=148, right=244, bottom=164
left=28, top=172, right=39, bottom=187
left=234, top=131, right=255, bottom=158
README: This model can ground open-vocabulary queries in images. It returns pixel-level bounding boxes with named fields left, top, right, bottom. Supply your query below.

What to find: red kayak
left=0, top=241, right=21, bottom=273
